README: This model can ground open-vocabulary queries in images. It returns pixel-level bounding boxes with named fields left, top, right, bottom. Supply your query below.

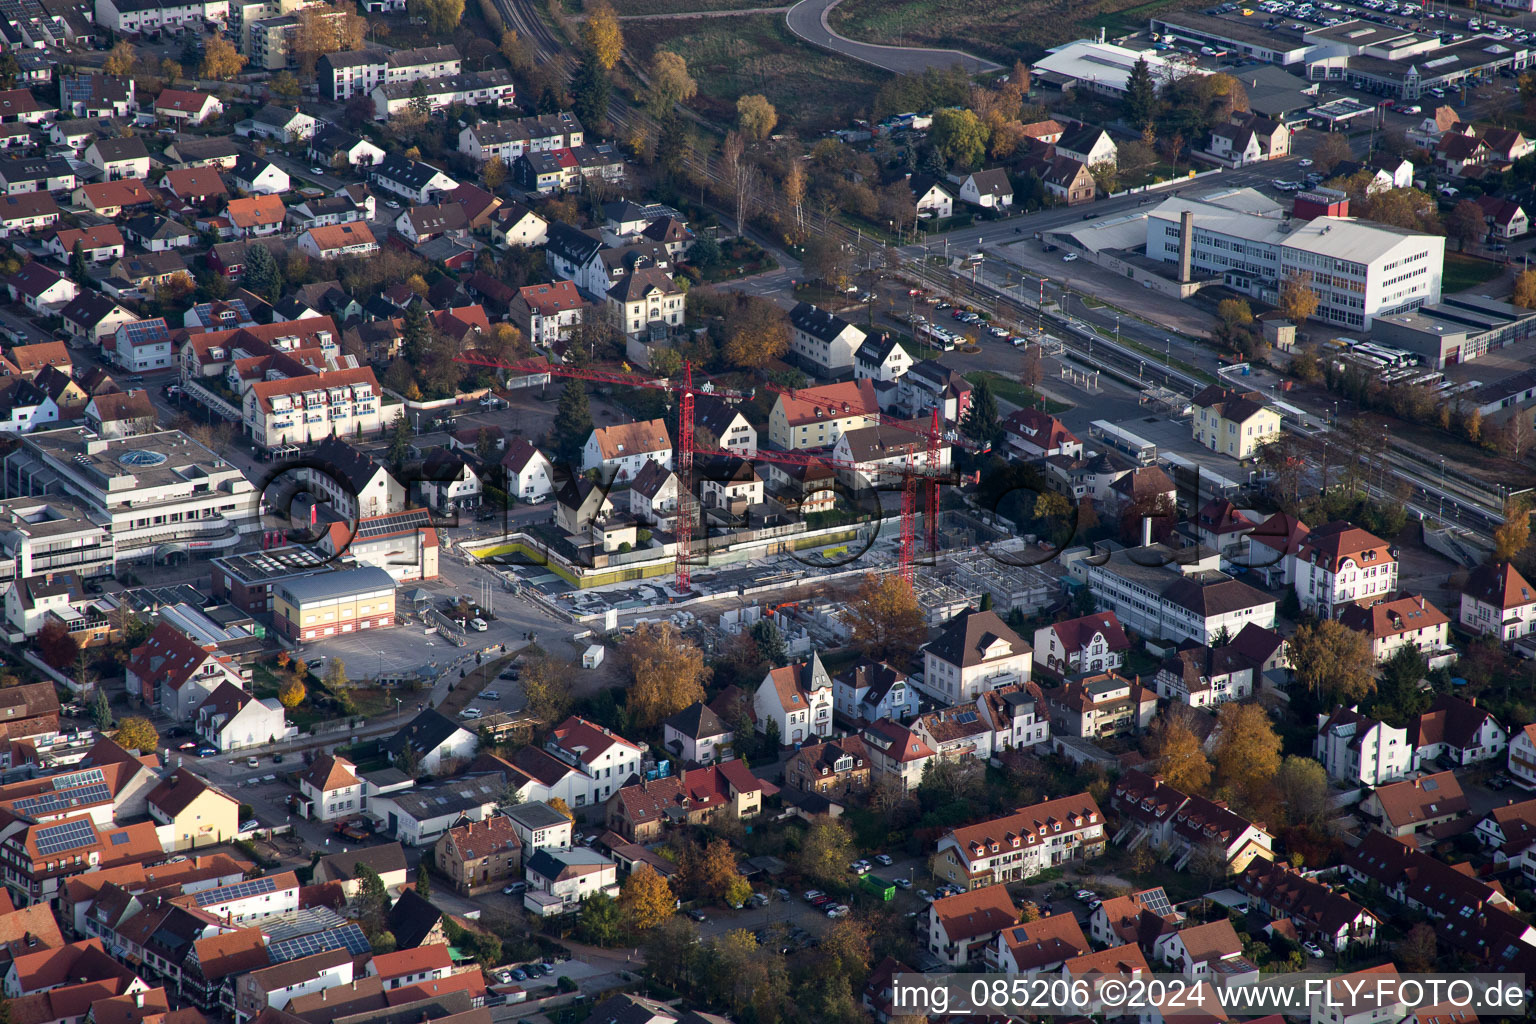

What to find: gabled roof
left=302, top=753, right=360, bottom=793
left=1410, top=694, right=1502, bottom=752
left=127, top=621, right=231, bottom=694
left=1000, top=912, right=1089, bottom=971
left=1463, top=561, right=1536, bottom=610
left=147, top=768, right=233, bottom=819
left=1191, top=384, right=1270, bottom=425
left=1047, top=611, right=1131, bottom=655
left=226, top=194, right=286, bottom=228
left=1339, top=593, right=1448, bottom=641
left=924, top=607, right=1029, bottom=669
left=589, top=418, right=670, bottom=461
left=789, top=301, right=861, bottom=344
left=1296, top=520, right=1393, bottom=572
left=1371, top=770, right=1468, bottom=828
left=382, top=709, right=468, bottom=760
left=773, top=379, right=879, bottom=427
left=931, top=885, right=1017, bottom=943
left=943, top=793, right=1102, bottom=866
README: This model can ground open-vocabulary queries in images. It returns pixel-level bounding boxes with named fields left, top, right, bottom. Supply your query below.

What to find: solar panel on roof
left=51, top=768, right=105, bottom=790
left=265, top=923, right=370, bottom=964
left=35, top=818, right=95, bottom=855
left=110, top=832, right=130, bottom=845
left=1140, top=887, right=1173, bottom=918
left=14, top=783, right=111, bottom=817
left=195, top=875, right=278, bottom=906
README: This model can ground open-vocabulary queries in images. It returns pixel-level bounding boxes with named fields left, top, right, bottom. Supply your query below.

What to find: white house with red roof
left=1244, top=511, right=1309, bottom=587
left=859, top=719, right=935, bottom=792
left=1460, top=561, right=1536, bottom=640
left=500, top=438, right=555, bottom=503
left=1291, top=520, right=1397, bottom=618
left=753, top=653, right=833, bottom=745
left=993, top=913, right=1090, bottom=976
left=153, top=89, right=223, bottom=125
left=1003, top=408, right=1082, bottom=459
left=299, top=753, right=364, bottom=821
left=366, top=945, right=453, bottom=990
left=932, top=793, right=1106, bottom=890
left=927, top=884, right=1018, bottom=967
left=507, top=716, right=642, bottom=811
left=195, top=681, right=291, bottom=753
left=126, top=621, right=245, bottom=722
left=1338, top=593, right=1450, bottom=662
left=1195, top=498, right=1256, bottom=556
left=1033, top=611, right=1130, bottom=676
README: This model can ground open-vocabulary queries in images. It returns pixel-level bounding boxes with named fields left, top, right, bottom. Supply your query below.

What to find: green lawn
left=966, top=370, right=1070, bottom=414
left=1442, top=252, right=1505, bottom=294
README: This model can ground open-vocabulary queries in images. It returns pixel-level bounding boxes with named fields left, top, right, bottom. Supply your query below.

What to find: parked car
left=1062, top=253, right=1079, bottom=262
left=687, top=909, right=708, bottom=923
left=239, top=819, right=260, bottom=831
left=803, top=890, right=824, bottom=902
left=775, top=888, right=791, bottom=901
left=195, top=745, right=217, bottom=756
left=893, top=877, right=913, bottom=889
left=1303, top=941, right=1326, bottom=958
left=246, top=756, right=259, bottom=768
left=874, top=853, right=894, bottom=866
left=481, top=690, right=501, bottom=701
left=1297, top=158, right=1314, bottom=167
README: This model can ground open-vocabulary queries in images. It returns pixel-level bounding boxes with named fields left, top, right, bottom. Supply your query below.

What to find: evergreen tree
left=69, top=241, right=90, bottom=285
left=241, top=243, right=281, bottom=297
left=90, top=688, right=113, bottom=732
left=570, top=58, right=610, bottom=133
left=387, top=412, right=412, bottom=467
left=401, top=301, right=431, bottom=363
left=414, top=862, right=431, bottom=897
left=1125, top=58, right=1158, bottom=129
left=751, top=619, right=788, bottom=667
left=551, top=380, right=593, bottom=467
left=960, top=375, right=1002, bottom=450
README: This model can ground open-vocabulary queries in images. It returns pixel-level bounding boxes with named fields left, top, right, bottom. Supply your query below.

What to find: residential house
left=60, top=292, right=135, bottom=345
left=931, top=793, right=1106, bottom=890
left=787, top=302, right=866, bottom=376
left=369, top=155, right=457, bottom=205
left=6, top=263, right=76, bottom=313
left=1339, top=593, right=1450, bottom=662
left=1238, top=860, right=1380, bottom=952
left=993, top=913, right=1090, bottom=976
left=1033, top=612, right=1130, bottom=676
left=511, top=280, right=585, bottom=350
left=1045, top=671, right=1157, bottom=739
left=434, top=816, right=522, bottom=894
left=504, top=802, right=574, bottom=853
left=297, top=223, right=378, bottom=261
left=753, top=653, right=833, bottom=745
left=955, top=168, right=1014, bottom=209
left=126, top=621, right=245, bottom=722
left=1004, top=409, right=1083, bottom=459
left=382, top=709, right=478, bottom=775
left=661, top=702, right=732, bottom=766
left=920, top=608, right=1033, bottom=705
left=852, top=333, right=912, bottom=383
left=1410, top=694, right=1507, bottom=767
left=1191, top=385, right=1281, bottom=460
left=833, top=657, right=916, bottom=724
left=1509, top=722, right=1536, bottom=789
left=82, top=138, right=149, bottom=182
left=627, top=460, right=678, bottom=531
left=859, top=719, right=936, bottom=794
left=1315, top=705, right=1415, bottom=786
left=522, top=847, right=618, bottom=917
left=692, top=394, right=756, bottom=456
left=604, top=761, right=774, bottom=842
left=153, top=89, right=223, bottom=125
left=767, top=378, right=881, bottom=451
left=505, top=715, right=641, bottom=810
left=927, top=886, right=1018, bottom=967
left=609, top=266, right=684, bottom=342
left=235, top=105, right=318, bottom=144
left=1360, top=770, right=1469, bottom=842
left=581, top=418, right=672, bottom=482
left=298, top=754, right=364, bottom=822
left=1153, top=643, right=1255, bottom=707
left=0, top=194, right=59, bottom=237
left=1161, top=919, right=1255, bottom=981
left=224, top=195, right=287, bottom=238
left=1460, top=561, right=1536, bottom=640
left=145, top=770, right=239, bottom=852
left=82, top=391, right=156, bottom=439
left=785, top=735, right=871, bottom=802
left=907, top=174, right=954, bottom=219
left=1476, top=195, right=1528, bottom=240
left=228, top=155, right=289, bottom=196
left=72, top=180, right=151, bottom=219
left=193, top=683, right=290, bottom=753
left=161, top=167, right=227, bottom=207
left=1054, top=125, right=1118, bottom=168
left=1206, top=112, right=1291, bottom=166
left=1195, top=498, right=1257, bottom=556
left=498, top=438, right=555, bottom=505
left=493, top=202, right=549, bottom=248
left=1293, top=521, right=1398, bottom=619
left=43, top=225, right=123, bottom=264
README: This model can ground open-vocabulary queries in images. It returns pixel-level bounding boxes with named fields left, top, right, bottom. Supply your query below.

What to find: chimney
left=1178, top=210, right=1194, bottom=284
left=1141, top=515, right=1154, bottom=547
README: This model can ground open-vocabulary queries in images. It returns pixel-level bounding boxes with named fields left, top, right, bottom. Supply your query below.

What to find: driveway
left=784, top=0, right=1001, bottom=75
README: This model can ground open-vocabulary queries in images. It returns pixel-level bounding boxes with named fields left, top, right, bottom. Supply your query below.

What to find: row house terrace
left=931, top=793, right=1104, bottom=890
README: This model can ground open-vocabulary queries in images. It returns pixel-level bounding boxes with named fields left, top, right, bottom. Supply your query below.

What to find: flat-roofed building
left=271, top=565, right=395, bottom=642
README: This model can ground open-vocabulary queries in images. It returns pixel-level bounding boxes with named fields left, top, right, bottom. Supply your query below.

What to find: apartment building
left=767, top=379, right=881, bottom=450
left=932, top=793, right=1105, bottom=890
left=1292, top=520, right=1397, bottom=618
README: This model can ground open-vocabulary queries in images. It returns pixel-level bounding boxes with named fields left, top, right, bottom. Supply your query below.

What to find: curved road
left=785, top=0, right=1002, bottom=75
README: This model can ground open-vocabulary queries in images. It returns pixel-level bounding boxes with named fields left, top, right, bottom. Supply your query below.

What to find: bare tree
left=720, top=132, right=758, bottom=238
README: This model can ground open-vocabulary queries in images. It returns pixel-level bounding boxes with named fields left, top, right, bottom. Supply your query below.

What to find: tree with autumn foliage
left=624, top=622, right=710, bottom=727
left=721, top=295, right=790, bottom=369
left=844, top=573, right=926, bottom=666
left=35, top=620, right=78, bottom=671
left=581, top=2, right=623, bottom=71
left=1212, top=702, right=1282, bottom=812
left=1146, top=714, right=1212, bottom=794
left=1494, top=497, right=1532, bottom=562
left=115, top=717, right=159, bottom=754
left=619, top=864, right=674, bottom=930
left=278, top=676, right=306, bottom=709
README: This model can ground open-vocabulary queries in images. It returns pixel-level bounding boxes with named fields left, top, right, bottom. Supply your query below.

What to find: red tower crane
left=455, top=354, right=752, bottom=593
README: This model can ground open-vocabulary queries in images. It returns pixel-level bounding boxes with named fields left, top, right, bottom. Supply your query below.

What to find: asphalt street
left=784, top=0, right=1002, bottom=74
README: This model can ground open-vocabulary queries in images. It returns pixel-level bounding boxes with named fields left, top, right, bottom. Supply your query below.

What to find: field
left=826, top=0, right=1192, bottom=62
left=1441, top=252, right=1506, bottom=294
left=623, top=14, right=890, bottom=131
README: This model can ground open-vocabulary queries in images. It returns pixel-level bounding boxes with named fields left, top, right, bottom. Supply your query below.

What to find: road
left=784, top=0, right=1001, bottom=74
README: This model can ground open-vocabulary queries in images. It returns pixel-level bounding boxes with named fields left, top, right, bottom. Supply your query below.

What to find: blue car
left=510, top=969, right=528, bottom=982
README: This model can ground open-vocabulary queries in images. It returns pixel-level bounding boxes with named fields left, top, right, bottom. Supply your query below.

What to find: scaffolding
left=943, top=542, right=1063, bottom=614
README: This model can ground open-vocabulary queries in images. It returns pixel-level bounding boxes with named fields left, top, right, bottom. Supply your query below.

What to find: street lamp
left=1439, top=456, right=1446, bottom=520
